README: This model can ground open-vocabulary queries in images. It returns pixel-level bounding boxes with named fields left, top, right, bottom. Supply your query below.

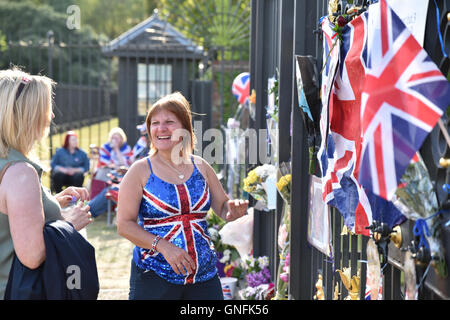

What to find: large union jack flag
left=358, top=0, right=450, bottom=200
left=318, top=15, right=376, bottom=235
left=318, top=3, right=411, bottom=235
left=140, top=179, right=213, bottom=284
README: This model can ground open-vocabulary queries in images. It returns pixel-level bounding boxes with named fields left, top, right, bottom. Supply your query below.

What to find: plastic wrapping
left=219, top=208, right=254, bottom=260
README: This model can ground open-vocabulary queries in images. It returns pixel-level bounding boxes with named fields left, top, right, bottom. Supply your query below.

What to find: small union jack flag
left=358, top=0, right=450, bottom=200
left=232, top=72, right=250, bottom=105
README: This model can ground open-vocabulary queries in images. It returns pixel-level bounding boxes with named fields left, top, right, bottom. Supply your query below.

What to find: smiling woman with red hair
left=50, top=130, right=90, bottom=193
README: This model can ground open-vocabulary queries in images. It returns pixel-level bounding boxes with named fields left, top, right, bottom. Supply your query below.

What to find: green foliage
left=74, top=0, right=158, bottom=39
left=158, top=0, right=250, bottom=50
left=0, top=31, right=6, bottom=53
left=0, top=0, right=109, bottom=85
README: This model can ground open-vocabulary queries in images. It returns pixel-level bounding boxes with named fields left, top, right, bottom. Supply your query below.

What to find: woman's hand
left=61, top=201, right=92, bottom=231
left=157, top=239, right=196, bottom=276
left=55, top=186, right=90, bottom=208
left=224, top=199, right=249, bottom=222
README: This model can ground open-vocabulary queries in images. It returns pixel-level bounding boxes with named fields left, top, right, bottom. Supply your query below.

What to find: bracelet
left=149, top=235, right=161, bottom=255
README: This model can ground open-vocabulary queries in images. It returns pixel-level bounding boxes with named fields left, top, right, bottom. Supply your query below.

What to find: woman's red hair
left=63, top=131, right=78, bottom=149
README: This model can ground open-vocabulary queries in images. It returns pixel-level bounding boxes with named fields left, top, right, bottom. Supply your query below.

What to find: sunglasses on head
left=15, top=76, right=31, bottom=101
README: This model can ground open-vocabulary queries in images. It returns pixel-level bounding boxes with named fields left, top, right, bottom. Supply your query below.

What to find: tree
left=74, top=0, right=159, bottom=39
left=0, top=0, right=108, bottom=85
left=158, top=0, right=250, bottom=50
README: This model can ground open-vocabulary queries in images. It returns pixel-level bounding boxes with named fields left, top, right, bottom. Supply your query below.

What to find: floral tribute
left=243, top=164, right=277, bottom=210
left=238, top=256, right=275, bottom=300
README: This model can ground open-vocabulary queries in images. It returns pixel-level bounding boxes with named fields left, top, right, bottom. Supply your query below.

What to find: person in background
left=0, top=68, right=92, bottom=299
left=130, top=123, right=150, bottom=163
left=88, top=125, right=149, bottom=218
left=88, top=127, right=132, bottom=217
left=97, top=127, right=133, bottom=170
left=117, top=92, right=249, bottom=300
left=50, top=131, right=90, bottom=193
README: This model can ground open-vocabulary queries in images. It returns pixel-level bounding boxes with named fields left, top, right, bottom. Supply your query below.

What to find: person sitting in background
left=89, top=127, right=132, bottom=218
left=129, top=123, right=150, bottom=163
left=89, top=125, right=148, bottom=218
left=97, top=127, right=133, bottom=170
left=50, top=131, right=89, bottom=193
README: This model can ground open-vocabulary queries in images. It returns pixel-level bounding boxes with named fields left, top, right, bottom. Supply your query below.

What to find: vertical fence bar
left=333, top=210, right=341, bottom=299
left=360, top=236, right=368, bottom=300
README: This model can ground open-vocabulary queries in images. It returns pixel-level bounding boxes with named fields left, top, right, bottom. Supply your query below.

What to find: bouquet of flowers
left=243, top=164, right=277, bottom=210
left=206, top=210, right=243, bottom=279
left=274, top=161, right=291, bottom=299
left=392, top=153, right=447, bottom=277
left=276, top=162, right=292, bottom=204
left=239, top=256, right=275, bottom=300
left=393, top=153, right=438, bottom=220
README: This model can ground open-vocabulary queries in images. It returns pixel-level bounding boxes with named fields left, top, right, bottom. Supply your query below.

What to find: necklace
left=158, top=154, right=185, bottom=180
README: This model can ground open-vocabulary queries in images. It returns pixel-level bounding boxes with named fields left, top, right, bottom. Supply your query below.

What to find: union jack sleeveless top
left=132, top=156, right=217, bottom=285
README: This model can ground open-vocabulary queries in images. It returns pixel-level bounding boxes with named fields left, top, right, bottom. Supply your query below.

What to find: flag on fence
left=318, top=15, right=374, bottom=235
left=358, top=0, right=450, bottom=201
left=317, top=1, right=422, bottom=235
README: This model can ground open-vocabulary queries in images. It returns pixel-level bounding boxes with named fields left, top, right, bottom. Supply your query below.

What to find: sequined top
left=132, top=156, right=217, bottom=285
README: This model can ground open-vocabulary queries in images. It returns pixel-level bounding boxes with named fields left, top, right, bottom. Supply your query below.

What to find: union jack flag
left=140, top=181, right=212, bottom=284
left=358, top=0, right=450, bottom=200
left=232, top=72, right=250, bottom=105
left=318, top=5, right=408, bottom=235
left=98, top=142, right=132, bottom=168
left=318, top=15, right=375, bottom=235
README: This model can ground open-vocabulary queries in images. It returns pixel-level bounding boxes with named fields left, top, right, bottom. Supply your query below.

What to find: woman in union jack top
left=117, top=92, right=248, bottom=300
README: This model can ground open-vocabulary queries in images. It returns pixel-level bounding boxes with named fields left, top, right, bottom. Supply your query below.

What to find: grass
left=85, top=213, right=133, bottom=300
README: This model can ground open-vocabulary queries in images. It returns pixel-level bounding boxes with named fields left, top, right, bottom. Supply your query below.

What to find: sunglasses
left=15, top=76, right=31, bottom=101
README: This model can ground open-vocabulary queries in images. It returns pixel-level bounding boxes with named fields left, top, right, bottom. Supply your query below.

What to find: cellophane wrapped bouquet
left=243, top=164, right=277, bottom=211
left=274, top=162, right=291, bottom=299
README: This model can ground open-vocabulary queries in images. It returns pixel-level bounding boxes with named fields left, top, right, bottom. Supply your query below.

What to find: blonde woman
left=117, top=92, right=248, bottom=300
left=97, top=127, right=133, bottom=169
left=0, top=68, right=92, bottom=299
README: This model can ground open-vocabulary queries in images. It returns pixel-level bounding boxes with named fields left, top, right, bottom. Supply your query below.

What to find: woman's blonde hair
left=108, top=127, right=127, bottom=145
left=145, top=92, right=196, bottom=159
left=0, top=67, right=55, bottom=158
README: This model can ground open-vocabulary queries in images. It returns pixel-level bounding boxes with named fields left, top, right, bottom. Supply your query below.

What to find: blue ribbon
left=434, top=0, right=448, bottom=58
left=413, top=218, right=431, bottom=250
left=413, top=210, right=447, bottom=250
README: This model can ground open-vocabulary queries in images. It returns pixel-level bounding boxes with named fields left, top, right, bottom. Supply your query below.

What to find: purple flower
left=246, top=267, right=271, bottom=287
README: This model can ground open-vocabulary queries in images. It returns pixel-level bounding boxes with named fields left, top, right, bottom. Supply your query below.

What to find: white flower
left=219, top=249, right=232, bottom=263
left=255, top=164, right=277, bottom=180
left=257, top=256, right=269, bottom=268
left=208, top=228, right=219, bottom=241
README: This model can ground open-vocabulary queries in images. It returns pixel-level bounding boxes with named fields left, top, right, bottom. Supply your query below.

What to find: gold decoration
left=346, top=5, right=362, bottom=15
left=313, top=274, right=325, bottom=300
left=440, top=157, right=450, bottom=168
left=249, top=89, right=256, bottom=105
left=373, top=225, right=402, bottom=248
left=333, top=283, right=340, bottom=300
left=390, top=225, right=402, bottom=248
left=341, top=225, right=352, bottom=236
left=328, top=0, right=339, bottom=24
left=336, top=267, right=361, bottom=300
